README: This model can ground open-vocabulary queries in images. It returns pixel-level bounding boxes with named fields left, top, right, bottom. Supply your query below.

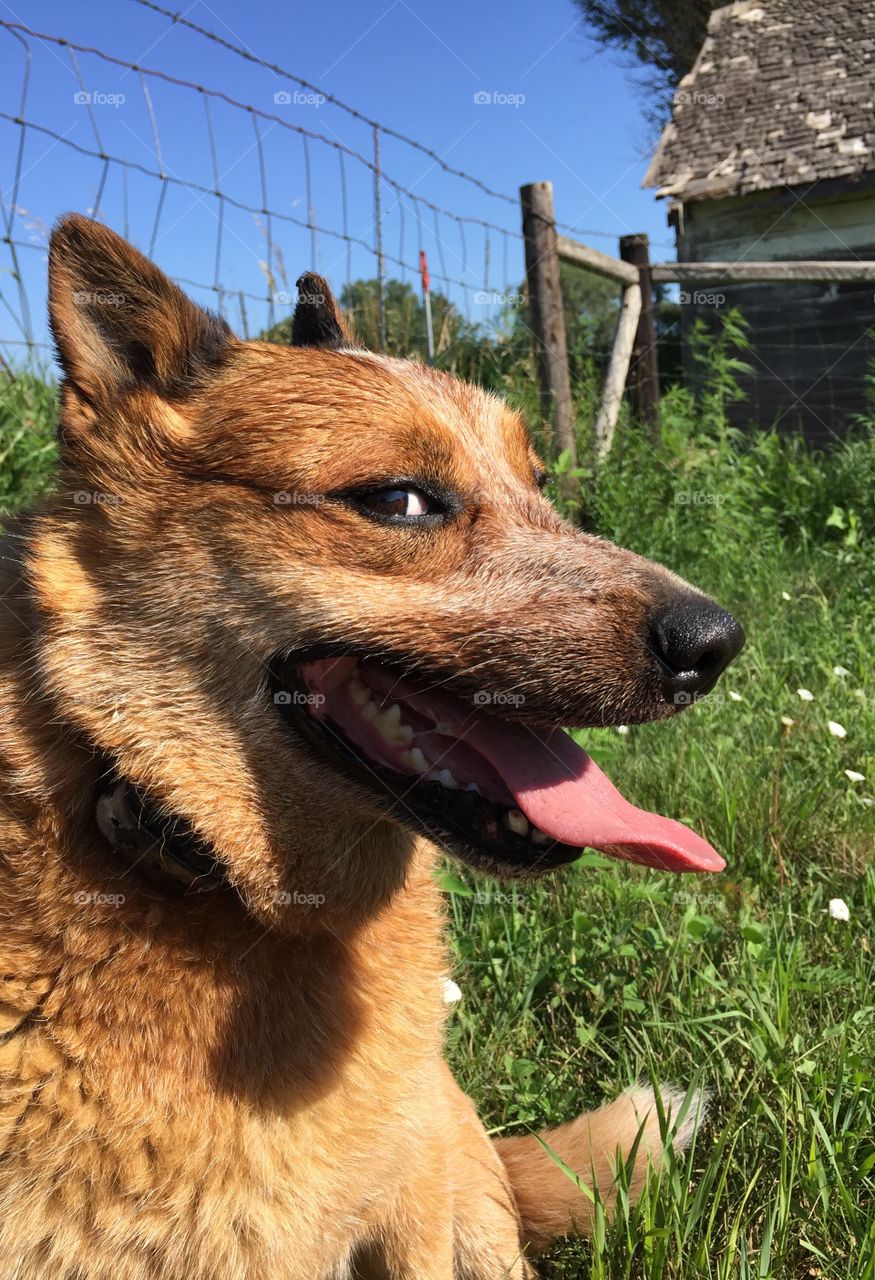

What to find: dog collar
left=96, top=776, right=228, bottom=895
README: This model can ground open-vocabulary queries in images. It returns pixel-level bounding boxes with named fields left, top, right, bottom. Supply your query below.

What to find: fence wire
left=0, top=13, right=652, bottom=366
left=127, top=0, right=642, bottom=252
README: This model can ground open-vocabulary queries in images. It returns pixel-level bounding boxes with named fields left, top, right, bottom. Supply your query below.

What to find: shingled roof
left=644, top=0, right=875, bottom=201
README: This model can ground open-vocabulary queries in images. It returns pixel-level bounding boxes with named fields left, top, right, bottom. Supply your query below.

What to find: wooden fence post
left=593, top=282, right=641, bottom=461
left=520, top=183, right=576, bottom=483
left=619, top=233, right=660, bottom=425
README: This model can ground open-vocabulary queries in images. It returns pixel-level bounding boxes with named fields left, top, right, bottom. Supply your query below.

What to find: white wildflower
left=443, top=978, right=462, bottom=1005
left=833, top=665, right=850, bottom=677
left=845, top=770, right=865, bottom=783
left=780, top=715, right=795, bottom=728
left=781, top=591, right=791, bottom=601
left=729, top=690, right=743, bottom=702
left=827, top=898, right=850, bottom=922
left=797, top=688, right=815, bottom=702
left=827, top=720, right=847, bottom=738
left=616, top=725, right=630, bottom=735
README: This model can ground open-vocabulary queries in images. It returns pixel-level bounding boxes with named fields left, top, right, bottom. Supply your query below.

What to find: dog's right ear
left=48, top=214, right=232, bottom=411
left=291, top=272, right=357, bottom=350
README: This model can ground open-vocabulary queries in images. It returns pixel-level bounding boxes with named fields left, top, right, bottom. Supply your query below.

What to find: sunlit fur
left=0, top=216, right=705, bottom=1278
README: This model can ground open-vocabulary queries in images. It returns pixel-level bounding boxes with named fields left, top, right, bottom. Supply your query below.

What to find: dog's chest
left=0, top=884, right=447, bottom=1279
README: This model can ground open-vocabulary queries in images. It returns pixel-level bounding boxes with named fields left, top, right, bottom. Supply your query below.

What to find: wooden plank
left=652, top=261, right=875, bottom=284
left=519, top=183, right=577, bottom=484
left=556, top=235, right=639, bottom=285
left=594, top=282, right=641, bottom=460
left=681, top=278, right=875, bottom=445
left=678, top=184, right=875, bottom=263
left=620, top=233, right=660, bottom=425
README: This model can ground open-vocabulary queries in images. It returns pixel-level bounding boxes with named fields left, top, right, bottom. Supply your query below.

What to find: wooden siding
left=673, top=182, right=875, bottom=442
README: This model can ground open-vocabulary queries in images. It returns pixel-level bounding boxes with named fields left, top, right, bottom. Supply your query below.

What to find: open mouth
left=268, top=652, right=725, bottom=877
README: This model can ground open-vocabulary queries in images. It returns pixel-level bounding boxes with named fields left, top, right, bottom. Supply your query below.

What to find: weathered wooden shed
left=644, top=0, right=875, bottom=443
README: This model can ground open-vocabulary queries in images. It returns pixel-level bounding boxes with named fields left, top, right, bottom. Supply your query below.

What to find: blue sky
left=0, top=0, right=676, bottom=354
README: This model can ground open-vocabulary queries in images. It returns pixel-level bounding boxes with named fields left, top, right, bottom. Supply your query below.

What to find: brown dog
left=0, top=216, right=743, bottom=1278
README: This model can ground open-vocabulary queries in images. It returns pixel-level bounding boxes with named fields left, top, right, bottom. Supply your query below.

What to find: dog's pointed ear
left=48, top=214, right=232, bottom=407
left=291, top=272, right=357, bottom=350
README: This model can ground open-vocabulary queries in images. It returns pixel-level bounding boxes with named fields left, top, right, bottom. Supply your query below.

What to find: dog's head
left=34, top=215, right=743, bottom=926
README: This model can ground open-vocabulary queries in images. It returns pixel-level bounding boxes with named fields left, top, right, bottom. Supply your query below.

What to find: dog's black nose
left=649, top=598, right=745, bottom=703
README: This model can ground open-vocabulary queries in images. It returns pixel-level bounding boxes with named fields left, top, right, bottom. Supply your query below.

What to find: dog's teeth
left=382, top=722, right=413, bottom=744
left=402, top=747, right=429, bottom=774
left=530, top=826, right=550, bottom=845
left=466, top=782, right=481, bottom=794
left=376, top=703, right=413, bottom=743
left=505, top=809, right=529, bottom=837
left=348, top=679, right=370, bottom=707
left=362, top=700, right=379, bottom=721
left=438, top=769, right=458, bottom=790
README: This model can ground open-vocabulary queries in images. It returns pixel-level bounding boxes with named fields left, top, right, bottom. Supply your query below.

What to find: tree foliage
left=262, top=278, right=476, bottom=364
left=574, top=0, right=721, bottom=118
left=259, top=268, right=629, bottom=431
left=338, top=278, right=477, bottom=360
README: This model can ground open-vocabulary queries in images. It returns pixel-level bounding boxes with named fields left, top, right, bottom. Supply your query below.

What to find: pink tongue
left=464, top=716, right=725, bottom=873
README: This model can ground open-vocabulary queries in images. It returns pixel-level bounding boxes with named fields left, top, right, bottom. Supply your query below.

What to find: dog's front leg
left=439, top=1063, right=536, bottom=1280
left=353, top=1062, right=535, bottom=1280
left=352, top=1153, right=455, bottom=1279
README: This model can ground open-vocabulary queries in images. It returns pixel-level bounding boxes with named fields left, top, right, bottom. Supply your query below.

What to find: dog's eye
left=350, top=485, right=444, bottom=523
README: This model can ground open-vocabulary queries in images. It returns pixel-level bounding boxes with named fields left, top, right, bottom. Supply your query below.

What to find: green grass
left=0, top=366, right=59, bottom=519
left=2, top=354, right=873, bottom=1278
left=445, top=326, right=875, bottom=1277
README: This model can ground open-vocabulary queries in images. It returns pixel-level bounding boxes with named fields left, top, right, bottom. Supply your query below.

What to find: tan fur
left=0, top=216, right=710, bottom=1278
left=496, top=1085, right=706, bottom=1250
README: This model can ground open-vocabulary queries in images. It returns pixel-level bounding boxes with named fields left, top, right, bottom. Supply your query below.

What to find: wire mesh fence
left=8, top=7, right=866, bottom=449
left=0, top=9, right=634, bottom=371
